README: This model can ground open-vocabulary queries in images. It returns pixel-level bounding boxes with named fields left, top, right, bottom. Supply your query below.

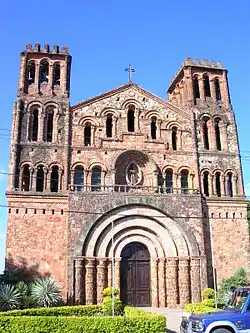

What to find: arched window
left=172, top=126, right=177, bottom=150
left=203, top=171, right=209, bottom=196
left=214, top=79, right=221, bottom=101
left=127, top=105, right=135, bottom=132
left=28, top=62, right=36, bottom=86
left=73, top=166, right=84, bottom=191
left=151, top=117, right=157, bottom=140
left=50, top=166, right=59, bottom=192
left=31, top=109, right=39, bottom=142
left=53, top=64, right=60, bottom=87
left=36, top=166, right=44, bottom=192
left=214, top=118, right=222, bottom=151
left=227, top=172, right=233, bottom=197
left=84, top=123, right=91, bottom=146
left=204, top=75, right=211, bottom=97
left=193, top=76, right=200, bottom=102
left=202, top=118, right=209, bottom=150
left=91, top=167, right=101, bottom=191
left=165, top=170, right=173, bottom=193
left=106, top=114, right=113, bottom=138
left=21, top=165, right=30, bottom=191
left=215, top=172, right=221, bottom=197
left=45, top=109, right=54, bottom=142
left=39, top=61, right=49, bottom=84
left=181, top=170, right=189, bottom=194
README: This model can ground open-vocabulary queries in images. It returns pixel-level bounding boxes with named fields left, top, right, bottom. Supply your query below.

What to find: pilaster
left=85, top=258, right=95, bottom=305
left=166, top=258, right=178, bottom=307
left=178, top=258, right=190, bottom=306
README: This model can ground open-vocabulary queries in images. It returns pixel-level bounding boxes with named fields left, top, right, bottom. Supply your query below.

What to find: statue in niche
left=126, top=162, right=142, bottom=186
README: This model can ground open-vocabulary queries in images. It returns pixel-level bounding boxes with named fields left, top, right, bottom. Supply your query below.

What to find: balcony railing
left=69, top=184, right=200, bottom=195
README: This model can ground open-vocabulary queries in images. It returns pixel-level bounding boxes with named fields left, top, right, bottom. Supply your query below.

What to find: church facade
left=5, top=44, right=249, bottom=307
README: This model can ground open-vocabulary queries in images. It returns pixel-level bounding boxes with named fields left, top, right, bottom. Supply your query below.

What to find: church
left=5, top=44, right=249, bottom=307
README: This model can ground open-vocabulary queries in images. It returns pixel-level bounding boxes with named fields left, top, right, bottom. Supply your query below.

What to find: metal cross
left=125, top=64, right=135, bottom=83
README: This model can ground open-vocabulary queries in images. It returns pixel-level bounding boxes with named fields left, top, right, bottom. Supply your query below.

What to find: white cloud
left=245, top=182, right=250, bottom=197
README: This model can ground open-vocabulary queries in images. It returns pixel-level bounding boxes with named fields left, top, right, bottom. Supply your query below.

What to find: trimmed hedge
left=184, top=303, right=220, bottom=314
left=0, top=315, right=166, bottom=333
left=0, top=305, right=102, bottom=317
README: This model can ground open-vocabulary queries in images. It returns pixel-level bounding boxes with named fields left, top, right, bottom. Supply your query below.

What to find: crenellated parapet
left=24, top=43, right=69, bottom=55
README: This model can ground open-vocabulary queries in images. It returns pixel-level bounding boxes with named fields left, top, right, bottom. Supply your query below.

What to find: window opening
left=50, top=166, right=59, bottom=192
left=31, top=109, right=39, bottom=141
left=181, top=170, right=188, bottom=194
left=193, top=76, right=200, bottom=102
left=46, top=110, right=54, bottom=142
left=215, top=79, right=221, bottom=101
left=36, top=166, right=44, bottom=192
left=203, top=172, right=209, bottom=196
left=84, top=123, right=91, bottom=146
left=227, top=172, right=233, bottom=197
left=53, top=64, right=60, bottom=87
left=28, top=62, right=36, bottom=86
left=21, top=165, right=30, bottom=191
left=127, top=106, right=135, bottom=132
left=165, top=170, right=173, bottom=193
left=215, top=118, right=222, bottom=151
left=39, top=61, right=49, bottom=84
left=91, top=167, right=101, bottom=191
left=203, top=118, right=209, bottom=150
left=151, top=117, right=157, bottom=140
left=204, top=75, right=211, bottom=97
left=106, top=114, right=113, bottom=138
left=172, top=127, right=177, bottom=150
left=215, top=172, right=221, bottom=197
left=73, top=167, right=84, bottom=191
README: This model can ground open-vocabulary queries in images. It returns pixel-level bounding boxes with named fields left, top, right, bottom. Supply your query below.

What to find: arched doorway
left=120, top=242, right=151, bottom=306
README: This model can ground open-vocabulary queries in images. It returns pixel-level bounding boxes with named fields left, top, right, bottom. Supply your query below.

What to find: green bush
left=184, top=303, right=220, bottom=314
left=0, top=284, right=22, bottom=311
left=0, top=305, right=103, bottom=317
left=31, top=277, right=62, bottom=308
left=201, top=288, right=215, bottom=300
left=103, top=287, right=120, bottom=298
left=201, top=299, right=215, bottom=307
left=0, top=315, right=166, bottom=333
left=102, top=297, right=124, bottom=316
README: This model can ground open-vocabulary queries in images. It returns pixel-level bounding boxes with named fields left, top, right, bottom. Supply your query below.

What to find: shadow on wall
left=0, top=254, right=49, bottom=284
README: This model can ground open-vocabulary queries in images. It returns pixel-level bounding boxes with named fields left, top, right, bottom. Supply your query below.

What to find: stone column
left=91, top=126, right=95, bottom=146
left=107, top=258, right=112, bottom=287
left=29, top=167, right=34, bottom=191
left=38, top=113, right=45, bottom=142
left=198, top=78, right=205, bottom=102
left=85, top=258, right=95, bottom=305
left=101, top=170, right=105, bottom=191
left=49, top=64, right=54, bottom=90
left=232, top=175, right=237, bottom=196
left=208, top=174, right=213, bottom=196
left=221, top=175, right=225, bottom=196
left=158, top=258, right=166, bottom=307
left=173, top=173, right=178, bottom=193
left=96, top=258, right=107, bottom=305
left=114, top=258, right=121, bottom=290
left=46, top=168, right=51, bottom=191
left=35, top=63, right=40, bottom=93
left=32, top=167, right=37, bottom=191
left=151, top=258, right=159, bottom=307
left=58, top=169, right=63, bottom=191
left=220, top=123, right=228, bottom=151
left=177, top=129, right=182, bottom=150
left=75, top=259, right=83, bottom=304
left=210, top=79, right=216, bottom=102
left=166, top=258, right=178, bottom=307
left=19, top=166, right=24, bottom=190
left=212, top=175, right=216, bottom=196
left=178, top=258, right=190, bottom=306
left=114, top=116, right=118, bottom=137
left=191, top=258, right=201, bottom=303
left=157, top=119, right=162, bottom=140
left=207, top=119, right=216, bottom=150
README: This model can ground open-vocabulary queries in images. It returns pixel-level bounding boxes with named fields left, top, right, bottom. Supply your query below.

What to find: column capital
left=190, top=258, right=200, bottom=267
left=97, top=258, right=107, bottom=267
left=85, top=257, right=95, bottom=267
left=179, top=257, right=190, bottom=267
left=75, top=259, right=83, bottom=268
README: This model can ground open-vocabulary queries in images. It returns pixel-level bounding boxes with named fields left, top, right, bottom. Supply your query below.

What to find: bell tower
left=8, top=44, right=72, bottom=191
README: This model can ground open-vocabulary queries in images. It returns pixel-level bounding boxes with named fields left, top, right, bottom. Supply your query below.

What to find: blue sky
left=0, top=1, right=250, bottom=272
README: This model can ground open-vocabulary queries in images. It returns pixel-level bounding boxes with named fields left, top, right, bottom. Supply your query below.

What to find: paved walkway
left=140, top=307, right=183, bottom=333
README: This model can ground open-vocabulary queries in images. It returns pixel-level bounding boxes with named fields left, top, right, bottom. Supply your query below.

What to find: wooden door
left=120, top=242, right=151, bottom=306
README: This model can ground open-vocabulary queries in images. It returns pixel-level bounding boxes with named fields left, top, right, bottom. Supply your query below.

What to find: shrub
left=31, top=277, right=62, bottom=307
left=201, top=299, right=215, bottom=307
left=0, top=305, right=102, bottom=317
left=103, top=287, right=120, bottom=298
left=0, top=315, right=166, bottom=333
left=0, top=284, right=22, bottom=311
left=16, top=282, right=37, bottom=309
left=184, top=303, right=220, bottom=314
left=201, top=288, right=215, bottom=300
left=102, top=297, right=124, bottom=316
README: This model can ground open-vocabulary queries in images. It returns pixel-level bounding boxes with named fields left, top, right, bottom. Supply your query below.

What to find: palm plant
left=0, top=283, right=22, bottom=311
left=31, top=277, right=62, bottom=307
left=16, top=281, right=37, bottom=309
